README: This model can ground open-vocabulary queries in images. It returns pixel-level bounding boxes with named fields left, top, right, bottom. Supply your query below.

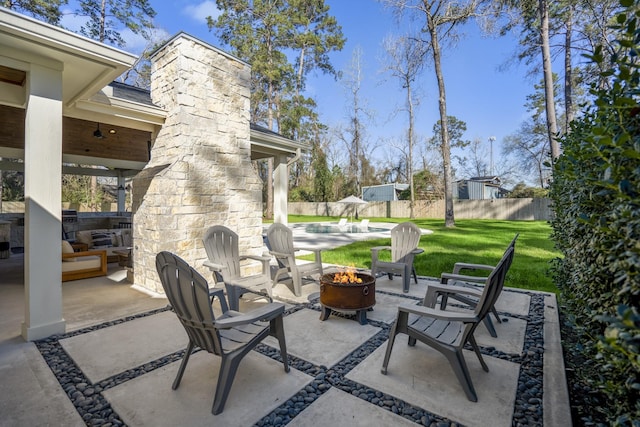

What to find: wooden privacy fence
left=289, top=198, right=553, bottom=221
left=3, top=199, right=553, bottom=220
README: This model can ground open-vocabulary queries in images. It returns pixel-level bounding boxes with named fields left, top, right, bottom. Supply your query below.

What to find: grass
left=289, top=216, right=560, bottom=294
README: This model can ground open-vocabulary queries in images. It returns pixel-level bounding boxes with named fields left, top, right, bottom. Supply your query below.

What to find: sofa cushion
left=61, top=240, right=76, bottom=262
left=61, top=256, right=101, bottom=272
left=91, top=231, right=113, bottom=248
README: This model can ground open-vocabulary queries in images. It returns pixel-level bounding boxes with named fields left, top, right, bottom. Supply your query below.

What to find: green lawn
left=289, top=216, right=560, bottom=294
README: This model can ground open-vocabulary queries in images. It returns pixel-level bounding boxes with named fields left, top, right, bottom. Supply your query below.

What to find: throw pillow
left=110, top=230, right=122, bottom=247
left=61, top=240, right=76, bottom=262
left=121, top=230, right=132, bottom=247
left=91, top=231, right=113, bottom=248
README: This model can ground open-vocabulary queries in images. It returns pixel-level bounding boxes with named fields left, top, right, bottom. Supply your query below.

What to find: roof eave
left=0, top=8, right=137, bottom=106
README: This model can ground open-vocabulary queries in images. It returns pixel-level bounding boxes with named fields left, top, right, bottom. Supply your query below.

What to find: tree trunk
left=539, top=0, right=560, bottom=160
left=428, top=15, right=455, bottom=227
left=99, top=0, right=107, bottom=42
left=296, top=46, right=306, bottom=98
left=407, top=83, right=415, bottom=219
left=564, top=5, right=574, bottom=132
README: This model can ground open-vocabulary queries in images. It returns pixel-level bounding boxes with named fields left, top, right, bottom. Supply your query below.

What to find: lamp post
left=488, top=136, right=496, bottom=175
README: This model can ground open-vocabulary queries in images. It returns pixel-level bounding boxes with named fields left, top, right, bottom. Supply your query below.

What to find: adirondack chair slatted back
left=155, top=251, right=223, bottom=355
left=266, top=222, right=324, bottom=296
left=203, top=225, right=241, bottom=281
left=156, top=250, right=289, bottom=415
left=266, top=223, right=295, bottom=269
left=391, top=222, right=421, bottom=263
left=487, top=245, right=515, bottom=311
left=472, top=246, right=514, bottom=324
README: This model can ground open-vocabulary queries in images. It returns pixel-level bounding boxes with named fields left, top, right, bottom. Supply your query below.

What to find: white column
left=273, top=155, right=288, bottom=225
left=22, top=63, right=65, bottom=341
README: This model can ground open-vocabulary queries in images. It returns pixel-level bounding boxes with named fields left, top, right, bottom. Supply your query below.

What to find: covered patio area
left=0, top=8, right=306, bottom=341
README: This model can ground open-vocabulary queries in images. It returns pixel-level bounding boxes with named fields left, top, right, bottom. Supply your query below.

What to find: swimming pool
left=303, top=223, right=389, bottom=234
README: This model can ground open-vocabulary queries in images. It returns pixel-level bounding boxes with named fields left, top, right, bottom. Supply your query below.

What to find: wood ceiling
left=0, top=105, right=150, bottom=164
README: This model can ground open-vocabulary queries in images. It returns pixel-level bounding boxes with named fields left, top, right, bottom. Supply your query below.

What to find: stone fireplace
left=132, top=34, right=264, bottom=293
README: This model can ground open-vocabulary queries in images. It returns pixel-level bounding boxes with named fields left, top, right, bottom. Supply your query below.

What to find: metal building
left=454, top=176, right=505, bottom=200
left=362, top=183, right=409, bottom=201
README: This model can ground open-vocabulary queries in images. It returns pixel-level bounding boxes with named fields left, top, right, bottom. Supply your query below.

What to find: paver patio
left=0, top=226, right=571, bottom=426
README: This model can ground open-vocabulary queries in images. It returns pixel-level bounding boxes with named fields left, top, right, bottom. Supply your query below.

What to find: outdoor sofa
left=61, top=240, right=107, bottom=281
left=75, top=228, right=132, bottom=263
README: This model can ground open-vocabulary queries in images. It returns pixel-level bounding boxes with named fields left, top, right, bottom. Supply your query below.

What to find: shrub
left=550, top=0, right=640, bottom=424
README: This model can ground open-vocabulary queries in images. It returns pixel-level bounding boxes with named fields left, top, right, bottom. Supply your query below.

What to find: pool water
left=304, top=224, right=388, bottom=234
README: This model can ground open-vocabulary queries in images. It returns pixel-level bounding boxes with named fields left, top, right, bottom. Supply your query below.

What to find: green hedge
left=549, top=1, right=640, bottom=424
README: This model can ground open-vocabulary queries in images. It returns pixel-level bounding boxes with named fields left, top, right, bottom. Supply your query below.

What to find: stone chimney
left=132, top=34, right=263, bottom=293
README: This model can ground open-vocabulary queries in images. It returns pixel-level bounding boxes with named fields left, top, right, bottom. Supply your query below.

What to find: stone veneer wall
left=132, top=34, right=263, bottom=293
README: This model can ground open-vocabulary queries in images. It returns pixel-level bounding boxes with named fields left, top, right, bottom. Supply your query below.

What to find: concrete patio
left=0, top=227, right=571, bottom=426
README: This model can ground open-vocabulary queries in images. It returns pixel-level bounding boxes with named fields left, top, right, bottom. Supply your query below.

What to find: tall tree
left=289, top=0, right=345, bottom=98
left=537, top=0, right=560, bottom=159
left=339, top=46, right=372, bottom=198
left=210, top=0, right=295, bottom=219
left=381, top=33, right=427, bottom=218
left=562, top=0, right=575, bottom=131
left=74, top=0, right=156, bottom=47
left=428, top=115, right=470, bottom=152
left=384, top=0, right=479, bottom=227
left=311, top=135, right=333, bottom=202
left=2, top=0, right=66, bottom=24
left=209, top=0, right=343, bottom=217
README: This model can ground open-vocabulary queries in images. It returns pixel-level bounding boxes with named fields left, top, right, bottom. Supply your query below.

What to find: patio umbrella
left=337, top=195, right=368, bottom=222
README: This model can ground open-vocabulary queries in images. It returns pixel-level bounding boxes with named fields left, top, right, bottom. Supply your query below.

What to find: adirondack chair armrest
left=239, top=254, right=272, bottom=273
left=203, top=260, right=225, bottom=272
left=441, top=272, right=488, bottom=285
left=240, top=254, right=272, bottom=262
left=269, top=250, right=291, bottom=259
left=398, top=303, right=479, bottom=323
left=293, top=247, right=323, bottom=261
left=208, top=288, right=229, bottom=313
left=452, top=262, right=495, bottom=275
left=371, top=246, right=391, bottom=263
left=425, top=282, right=483, bottom=307
left=215, top=303, right=285, bottom=328
left=293, top=246, right=321, bottom=254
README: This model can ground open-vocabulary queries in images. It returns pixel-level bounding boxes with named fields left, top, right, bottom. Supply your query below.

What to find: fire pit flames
left=331, top=266, right=363, bottom=284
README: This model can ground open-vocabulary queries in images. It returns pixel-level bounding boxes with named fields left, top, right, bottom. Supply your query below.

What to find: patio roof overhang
left=0, top=8, right=165, bottom=175
left=0, top=7, right=307, bottom=175
left=249, top=123, right=309, bottom=161
left=0, top=8, right=137, bottom=110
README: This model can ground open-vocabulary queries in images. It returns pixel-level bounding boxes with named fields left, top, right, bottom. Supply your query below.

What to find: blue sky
left=61, top=0, right=539, bottom=181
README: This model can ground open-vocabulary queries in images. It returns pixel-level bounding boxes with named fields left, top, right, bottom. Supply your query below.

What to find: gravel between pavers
left=35, top=288, right=546, bottom=427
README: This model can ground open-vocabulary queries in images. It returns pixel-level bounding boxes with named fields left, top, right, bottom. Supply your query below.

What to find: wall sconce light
left=93, top=123, right=104, bottom=139
left=109, top=128, right=117, bottom=134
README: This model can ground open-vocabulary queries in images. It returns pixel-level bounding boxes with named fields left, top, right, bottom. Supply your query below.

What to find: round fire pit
left=319, top=272, right=376, bottom=325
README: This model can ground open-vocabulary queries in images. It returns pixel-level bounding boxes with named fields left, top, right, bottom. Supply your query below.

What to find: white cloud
left=183, top=1, right=221, bottom=23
